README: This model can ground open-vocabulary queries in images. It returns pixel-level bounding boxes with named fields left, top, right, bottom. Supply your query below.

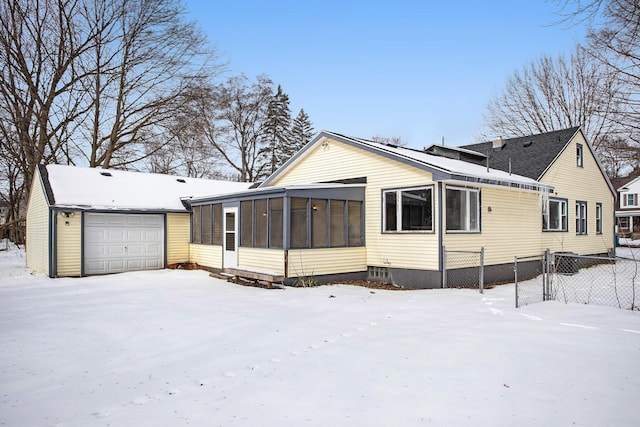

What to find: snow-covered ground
left=1, top=245, right=639, bottom=426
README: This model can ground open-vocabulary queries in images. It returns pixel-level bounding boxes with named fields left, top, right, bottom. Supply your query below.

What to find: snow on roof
left=325, top=132, right=551, bottom=191
left=44, top=165, right=252, bottom=212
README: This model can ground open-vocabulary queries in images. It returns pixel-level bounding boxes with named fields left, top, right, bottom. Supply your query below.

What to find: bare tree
left=554, top=0, right=640, bottom=142
left=0, top=0, right=98, bottom=223
left=200, top=74, right=273, bottom=182
left=78, top=0, right=220, bottom=170
left=483, top=46, right=623, bottom=150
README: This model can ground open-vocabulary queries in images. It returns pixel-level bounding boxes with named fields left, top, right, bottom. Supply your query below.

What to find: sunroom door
left=223, top=207, right=238, bottom=269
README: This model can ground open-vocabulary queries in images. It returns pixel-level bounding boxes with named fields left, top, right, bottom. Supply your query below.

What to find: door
left=84, top=213, right=164, bottom=275
left=223, top=207, right=238, bottom=269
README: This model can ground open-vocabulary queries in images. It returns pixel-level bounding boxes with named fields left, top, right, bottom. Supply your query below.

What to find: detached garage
left=26, top=164, right=251, bottom=278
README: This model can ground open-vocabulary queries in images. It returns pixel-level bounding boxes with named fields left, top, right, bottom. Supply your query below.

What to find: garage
left=84, top=213, right=164, bottom=275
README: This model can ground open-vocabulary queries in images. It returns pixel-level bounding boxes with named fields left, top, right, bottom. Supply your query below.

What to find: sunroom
left=187, top=183, right=367, bottom=283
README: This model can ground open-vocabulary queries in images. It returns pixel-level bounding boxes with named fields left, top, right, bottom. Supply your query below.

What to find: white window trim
left=576, top=201, right=588, bottom=235
left=576, top=143, right=584, bottom=168
left=446, top=186, right=481, bottom=233
left=596, top=203, right=602, bottom=234
left=382, top=186, right=434, bottom=233
left=543, top=198, right=568, bottom=232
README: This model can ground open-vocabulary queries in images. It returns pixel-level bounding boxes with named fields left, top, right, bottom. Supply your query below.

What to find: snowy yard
left=1, top=246, right=640, bottom=426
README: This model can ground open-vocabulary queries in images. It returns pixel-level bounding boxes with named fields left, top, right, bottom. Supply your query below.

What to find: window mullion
left=396, top=190, right=402, bottom=231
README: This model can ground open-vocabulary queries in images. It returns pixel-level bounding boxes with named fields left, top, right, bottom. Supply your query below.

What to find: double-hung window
left=383, top=186, right=433, bottom=232
left=446, top=186, right=480, bottom=232
left=576, top=143, right=584, bottom=167
left=543, top=198, right=568, bottom=231
left=595, top=203, right=602, bottom=234
left=576, top=201, right=587, bottom=235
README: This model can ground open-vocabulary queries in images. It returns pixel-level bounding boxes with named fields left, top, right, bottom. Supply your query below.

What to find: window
left=191, top=205, right=201, bottom=244
left=201, top=204, right=212, bottom=244
left=446, top=186, right=480, bottom=232
left=625, top=193, right=637, bottom=206
left=330, top=200, right=346, bottom=247
left=576, top=143, right=583, bottom=167
left=543, top=198, right=568, bottom=231
left=348, top=201, right=363, bottom=246
left=269, top=198, right=283, bottom=248
left=290, top=197, right=308, bottom=249
left=596, top=203, right=602, bottom=234
left=254, top=199, right=268, bottom=248
left=213, top=204, right=223, bottom=245
left=241, top=201, right=253, bottom=246
left=311, top=199, right=328, bottom=248
left=383, top=187, right=433, bottom=232
left=576, top=201, right=587, bottom=235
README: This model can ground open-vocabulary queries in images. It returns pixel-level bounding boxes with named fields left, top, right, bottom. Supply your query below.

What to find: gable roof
left=39, top=164, right=252, bottom=212
left=460, top=127, right=581, bottom=180
left=260, top=131, right=553, bottom=192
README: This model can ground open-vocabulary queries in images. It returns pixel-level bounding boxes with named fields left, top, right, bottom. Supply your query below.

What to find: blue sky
left=184, top=0, right=585, bottom=149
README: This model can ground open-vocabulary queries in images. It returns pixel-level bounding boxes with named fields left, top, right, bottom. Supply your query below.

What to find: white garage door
left=84, top=213, right=164, bottom=275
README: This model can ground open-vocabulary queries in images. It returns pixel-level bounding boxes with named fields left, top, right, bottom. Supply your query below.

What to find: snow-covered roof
left=41, top=165, right=252, bottom=212
left=262, top=131, right=552, bottom=192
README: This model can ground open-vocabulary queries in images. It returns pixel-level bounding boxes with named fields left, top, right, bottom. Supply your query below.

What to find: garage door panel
left=84, top=213, right=164, bottom=275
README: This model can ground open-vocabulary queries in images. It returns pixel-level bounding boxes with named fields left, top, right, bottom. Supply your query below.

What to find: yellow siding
left=56, top=210, right=82, bottom=276
left=540, top=132, right=614, bottom=255
left=443, top=185, right=547, bottom=266
left=189, top=244, right=223, bottom=269
left=167, top=213, right=190, bottom=264
left=238, top=247, right=285, bottom=275
left=288, top=247, right=367, bottom=276
left=271, top=137, right=440, bottom=270
left=25, top=171, right=50, bottom=275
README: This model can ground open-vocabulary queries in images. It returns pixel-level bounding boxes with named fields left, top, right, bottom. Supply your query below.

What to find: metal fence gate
left=515, top=251, right=640, bottom=311
left=442, top=246, right=484, bottom=293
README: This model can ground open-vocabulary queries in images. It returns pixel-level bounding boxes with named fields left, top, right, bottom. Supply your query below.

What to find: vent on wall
left=523, top=141, right=533, bottom=147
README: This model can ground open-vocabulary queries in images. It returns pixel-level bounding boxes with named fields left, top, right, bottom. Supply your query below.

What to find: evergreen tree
left=290, top=109, right=315, bottom=155
left=260, top=85, right=292, bottom=176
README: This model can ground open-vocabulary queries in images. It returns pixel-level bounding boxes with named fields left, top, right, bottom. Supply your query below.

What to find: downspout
left=51, top=208, right=58, bottom=278
left=80, top=211, right=85, bottom=276
left=163, top=214, right=168, bottom=268
left=438, top=182, right=444, bottom=288
left=48, top=207, right=54, bottom=278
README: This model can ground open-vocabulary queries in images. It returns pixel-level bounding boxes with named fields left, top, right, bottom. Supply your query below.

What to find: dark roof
left=460, top=127, right=581, bottom=180
left=611, top=170, right=640, bottom=192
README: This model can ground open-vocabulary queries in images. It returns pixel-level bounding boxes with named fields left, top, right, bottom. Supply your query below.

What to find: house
left=187, top=127, right=615, bottom=288
left=26, top=165, right=251, bottom=277
left=614, top=174, right=640, bottom=238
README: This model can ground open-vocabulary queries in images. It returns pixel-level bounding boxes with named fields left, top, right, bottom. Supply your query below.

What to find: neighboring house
left=0, top=200, right=8, bottom=225
left=187, top=127, right=615, bottom=288
left=614, top=175, right=640, bottom=238
left=26, top=165, right=251, bottom=277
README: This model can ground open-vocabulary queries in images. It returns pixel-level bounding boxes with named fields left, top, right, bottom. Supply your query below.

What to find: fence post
left=479, top=247, right=484, bottom=294
left=514, top=256, right=519, bottom=308
left=442, top=245, right=447, bottom=289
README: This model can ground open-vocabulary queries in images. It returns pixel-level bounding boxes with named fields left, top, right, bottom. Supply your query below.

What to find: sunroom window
left=383, top=186, right=433, bottom=232
left=543, top=198, right=568, bottom=231
left=446, top=186, right=480, bottom=232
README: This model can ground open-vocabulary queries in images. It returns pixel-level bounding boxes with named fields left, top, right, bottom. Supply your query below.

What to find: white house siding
left=189, top=244, right=223, bottom=269
left=166, top=213, right=190, bottom=265
left=539, top=133, right=614, bottom=255
left=56, top=210, right=82, bottom=276
left=288, top=247, right=367, bottom=276
left=442, top=185, right=546, bottom=266
left=270, top=137, right=440, bottom=271
left=237, top=247, right=285, bottom=275
left=25, top=172, right=50, bottom=275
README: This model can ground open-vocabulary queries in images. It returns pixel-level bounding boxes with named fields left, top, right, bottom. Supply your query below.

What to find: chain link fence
left=514, top=254, right=548, bottom=308
left=550, top=253, right=639, bottom=311
left=443, top=247, right=484, bottom=293
left=515, top=251, right=640, bottom=311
